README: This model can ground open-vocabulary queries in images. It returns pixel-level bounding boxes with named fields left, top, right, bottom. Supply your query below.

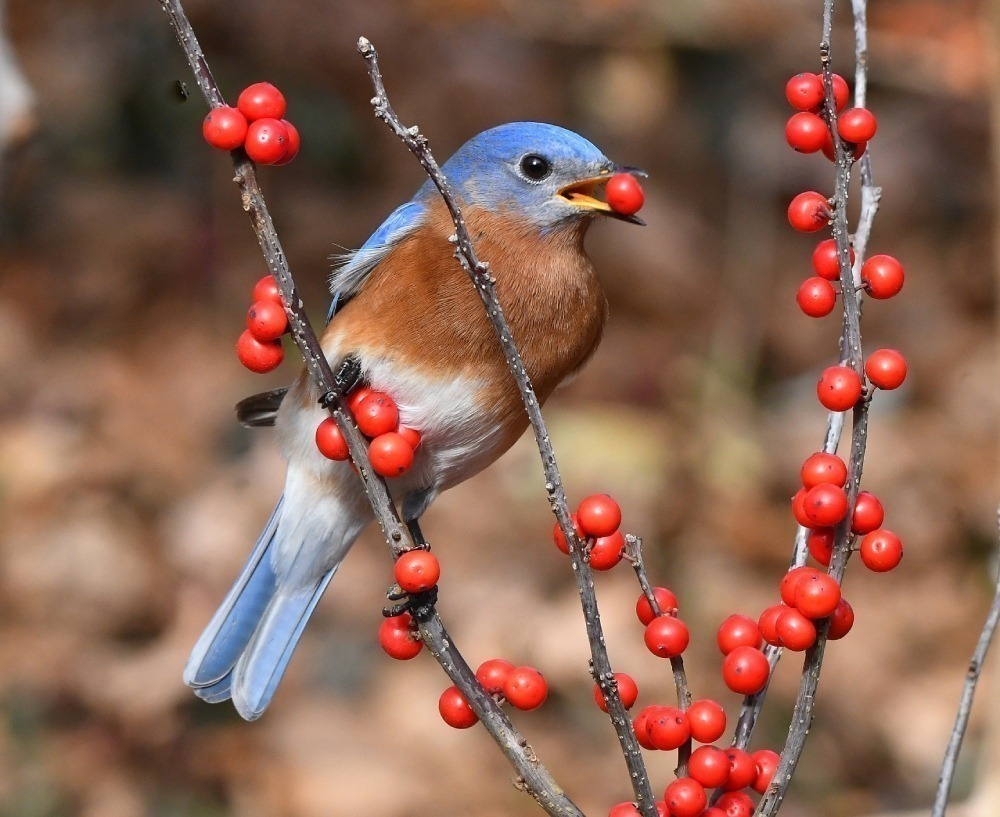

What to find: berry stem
left=753, top=4, right=878, bottom=815
left=160, top=4, right=582, bottom=815
left=357, top=37, right=659, bottom=817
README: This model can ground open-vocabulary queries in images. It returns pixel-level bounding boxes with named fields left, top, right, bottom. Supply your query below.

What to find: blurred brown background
left=0, top=1, right=998, bottom=815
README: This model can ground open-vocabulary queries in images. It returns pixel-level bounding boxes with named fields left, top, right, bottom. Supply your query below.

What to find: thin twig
left=931, top=511, right=1000, bottom=817
left=159, top=5, right=582, bottom=814
left=627, top=535, right=692, bottom=774
left=356, top=36, right=659, bottom=817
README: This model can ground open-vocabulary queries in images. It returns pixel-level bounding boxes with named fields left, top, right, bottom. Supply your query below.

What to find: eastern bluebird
left=184, top=122, right=643, bottom=720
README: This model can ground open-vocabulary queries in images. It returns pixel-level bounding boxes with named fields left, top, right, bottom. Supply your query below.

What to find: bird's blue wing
left=327, top=199, right=426, bottom=322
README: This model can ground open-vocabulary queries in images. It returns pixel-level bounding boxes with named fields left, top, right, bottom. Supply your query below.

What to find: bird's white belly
left=277, top=351, right=509, bottom=500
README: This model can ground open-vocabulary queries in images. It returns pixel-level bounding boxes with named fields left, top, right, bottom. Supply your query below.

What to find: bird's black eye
left=519, top=154, right=551, bottom=181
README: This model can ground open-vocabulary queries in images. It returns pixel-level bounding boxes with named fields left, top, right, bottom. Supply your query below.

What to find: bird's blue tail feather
left=184, top=495, right=340, bottom=719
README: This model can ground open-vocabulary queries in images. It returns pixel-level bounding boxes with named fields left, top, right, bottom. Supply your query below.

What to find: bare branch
left=357, top=36, right=659, bottom=817
left=158, top=4, right=582, bottom=814
left=931, top=510, right=1000, bottom=817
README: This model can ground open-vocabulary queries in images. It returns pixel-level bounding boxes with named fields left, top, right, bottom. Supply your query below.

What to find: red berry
left=787, top=191, right=831, bottom=232
left=594, top=672, right=639, bottom=712
left=354, top=392, right=400, bottom=437
left=785, top=73, right=825, bottom=111
left=752, top=749, right=780, bottom=794
left=812, top=238, right=855, bottom=280
left=793, top=573, right=841, bottom=619
left=246, top=298, right=288, bottom=341
left=605, top=174, right=645, bottom=216
left=346, top=386, right=374, bottom=413
left=577, top=494, right=622, bottom=538
left=716, top=790, right=755, bottom=817
left=397, top=426, right=422, bottom=450
left=717, top=614, right=762, bottom=655
left=838, top=108, right=877, bottom=143
left=202, top=106, right=248, bottom=151
left=689, top=746, right=731, bottom=788
left=644, top=615, right=690, bottom=658
left=775, top=608, right=816, bottom=651
left=315, top=417, right=350, bottom=461
left=785, top=112, right=829, bottom=153
left=851, top=491, right=884, bottom=534
left=609, top=804, right=642, bottom=817
left=803, top=483, right=850, bottom=527
left=236, top=330, right=283, bottom=373
left=636, top=587, right=679, bottom=624
left=632, top=706, right=658, bottom=750
left=646, top=706, right=690, bottom=750
left=831, top=73, right=850, bottom=111
left=722, top=647, right=770, bottom=696
left=801, top=452, right=848, bottom=488
left=758, top=604, right=789, bottom=647
left=590, top=531, right=626, bottom=571
left=274, top=119, right=300, bottom=165
left=237, top=82, right=287, bottom=122
left=796, top=277, right=837, bottom=317
left=552, top=514, right=584, bottom=555
left=394, top=549, right=440, bottom=593
left=780, top=567, right=820, bottom=607
left=807, top=527, right=835, bottom=567
left=378, top=613, right=422, bottom=659
left=253, top=274, right=282, bottom=304
left=438, top=685, right=478, bottom=729
left=368, top=432, right=415, bottom=478
left=475, top=658, right=515, bottom=694
left=701, top=810, right=726, bottom=817
left=723, top=748, right=757, bottom=791
left=244, top=118, right=290, bottom=165
left=859, top=529, right=903, bottom=572
left=791, top=488, right=812, bottom=527
left=861, top=255, right=905, bottom=299
left=828, top=598, right=855, bottom=639
left=687, top=699, right=726, bottom=743
left=663, top=778, right=707, bottom=817
left=816, top=365, right=863, bottom=411
left=866, top=349, right=907, bottom=390
left=503, top=666, right=548, bottom=710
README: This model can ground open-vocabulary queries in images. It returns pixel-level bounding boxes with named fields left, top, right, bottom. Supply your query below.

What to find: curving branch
left=931, top=510, right=1000, bottom=817
left=357, top=37, right=659, bottom=817
left=158, top=3, right=584, bottom=814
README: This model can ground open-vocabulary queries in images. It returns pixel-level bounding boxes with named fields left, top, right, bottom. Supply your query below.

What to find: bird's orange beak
left=557, top=167, right=646, bottom=225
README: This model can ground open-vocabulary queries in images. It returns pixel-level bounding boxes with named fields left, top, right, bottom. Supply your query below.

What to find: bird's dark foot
left=318, top=355, right=363, bottom=409
left=383, top=586, right=439, bottom=622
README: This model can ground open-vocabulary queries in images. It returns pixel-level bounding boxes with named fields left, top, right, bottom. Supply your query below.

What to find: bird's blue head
left=421, top=122, right=644, bottom=231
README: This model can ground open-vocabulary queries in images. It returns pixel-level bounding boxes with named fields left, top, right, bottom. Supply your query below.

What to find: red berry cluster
left=202, top=82, right=301, bottom=165
left=237, top=274, right=288, bottom=373
left=439, top=659, right=549, bottom=729
left=783, top=71, right=871, bottom=162
left=552, top=494, right=626, bottom=570
left=314, top=386, right=422, bottom=478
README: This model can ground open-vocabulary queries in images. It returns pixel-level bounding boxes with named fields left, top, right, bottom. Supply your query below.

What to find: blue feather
left=230, top=568, right=338, bottom=720
left=184, top=498, right=284, bottom=690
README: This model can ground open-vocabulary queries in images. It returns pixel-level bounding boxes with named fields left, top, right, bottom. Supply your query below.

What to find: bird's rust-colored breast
left=322, top=198, right=608, bottom=428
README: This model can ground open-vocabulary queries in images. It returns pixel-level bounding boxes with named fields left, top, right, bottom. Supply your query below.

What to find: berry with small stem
left=860, top=529, right=903, bottom=572
left=866, top=349, right=907, bottom=390
left=816, top=365, right=863, bottom=411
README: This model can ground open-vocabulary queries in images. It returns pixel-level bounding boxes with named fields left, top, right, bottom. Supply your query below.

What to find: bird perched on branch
left=184, top=122, right=644, bottom=719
